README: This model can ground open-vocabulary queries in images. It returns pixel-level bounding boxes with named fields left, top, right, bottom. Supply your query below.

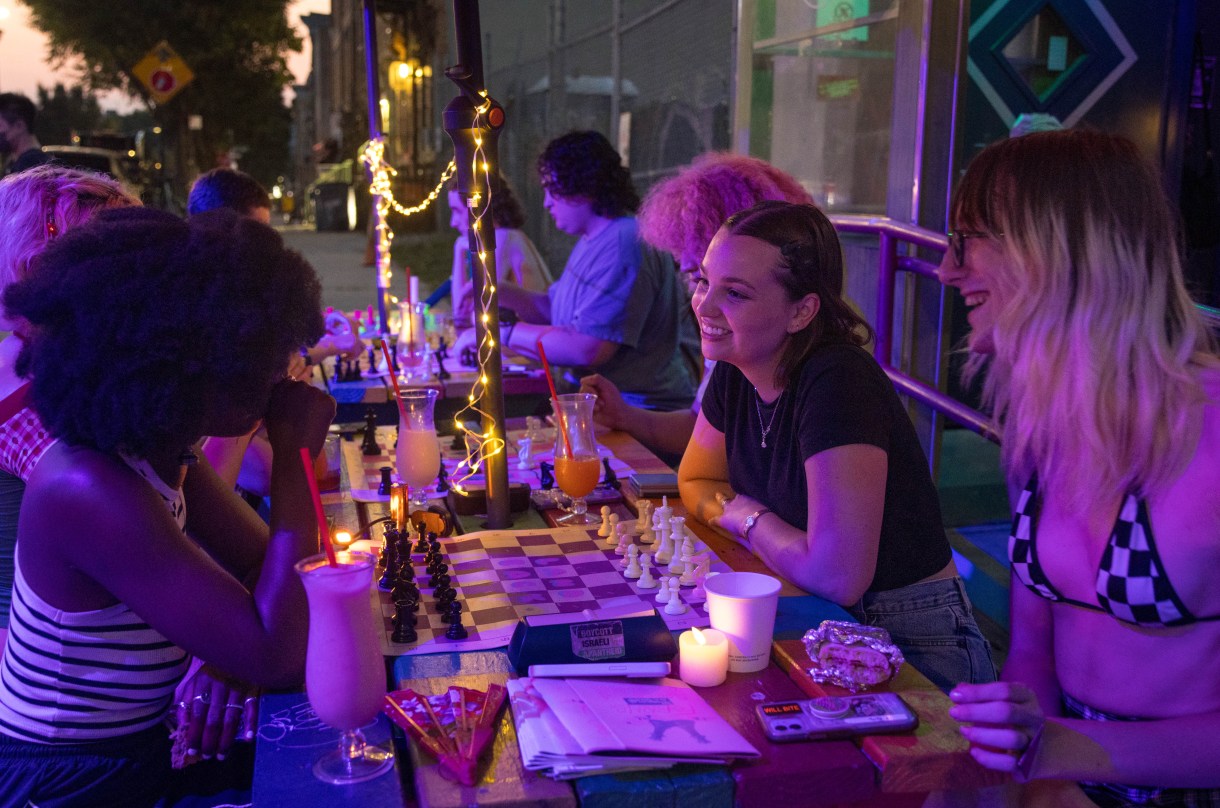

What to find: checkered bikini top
left=1009, top=477, right=1220, bottom=627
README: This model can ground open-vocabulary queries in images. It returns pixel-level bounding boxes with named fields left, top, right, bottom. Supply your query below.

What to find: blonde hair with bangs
left=0, top=165, right=139, bottom=293
left=954, top=130, right=1215, bottom=510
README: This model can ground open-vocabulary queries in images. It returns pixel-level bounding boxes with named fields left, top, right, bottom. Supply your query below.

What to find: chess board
left=342, top=426, right=633, bottom=503
left=368, top=525, right=730, bottom=656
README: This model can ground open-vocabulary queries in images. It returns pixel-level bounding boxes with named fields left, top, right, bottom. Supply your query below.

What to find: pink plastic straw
left=380, top=338, right=409, bottom=420
left=299, top=447, right=337, bottom=566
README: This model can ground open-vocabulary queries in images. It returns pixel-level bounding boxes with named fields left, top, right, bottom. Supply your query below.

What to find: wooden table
left=253, top=426, right=1026, bottom=807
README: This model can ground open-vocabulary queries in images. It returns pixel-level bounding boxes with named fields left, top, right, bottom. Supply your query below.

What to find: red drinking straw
left=300, top=447, right=338, bottom=566
left=535, top=339, right=573, bottom=458
left=380, top=338, right=409, bottom=421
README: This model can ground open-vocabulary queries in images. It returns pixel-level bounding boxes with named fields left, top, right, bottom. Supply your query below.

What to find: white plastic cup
left=704, top=572, right=781, bottom=672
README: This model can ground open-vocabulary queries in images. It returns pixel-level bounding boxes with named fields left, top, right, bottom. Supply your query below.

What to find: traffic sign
left=132, top=41, right=195, bottom=105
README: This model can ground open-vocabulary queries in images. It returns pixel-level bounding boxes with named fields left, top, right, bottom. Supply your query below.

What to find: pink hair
left=0, top=165, right=139, bottom=292
left=638, top=152, right=814, bottom=266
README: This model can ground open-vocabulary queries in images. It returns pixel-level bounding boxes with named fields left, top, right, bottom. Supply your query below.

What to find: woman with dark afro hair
left=0, top=207, right=335, bottom=806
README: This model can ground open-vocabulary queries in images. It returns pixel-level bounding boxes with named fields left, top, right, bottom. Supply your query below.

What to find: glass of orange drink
left=552, top=393, right=601, bottom=525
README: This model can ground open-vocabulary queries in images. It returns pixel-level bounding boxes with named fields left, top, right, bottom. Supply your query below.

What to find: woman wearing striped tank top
left=0, top=207, right=335, bottom=807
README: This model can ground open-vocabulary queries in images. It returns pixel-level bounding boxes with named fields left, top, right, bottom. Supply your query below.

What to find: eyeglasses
left=946, top=230, right=1001, bottom=268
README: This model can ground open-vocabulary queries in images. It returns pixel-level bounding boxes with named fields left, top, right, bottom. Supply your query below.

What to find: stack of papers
left=507, top=676, right=758, bottom=779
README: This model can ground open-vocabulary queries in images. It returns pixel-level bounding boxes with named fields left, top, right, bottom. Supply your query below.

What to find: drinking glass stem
left=570, top=497, right=587, bottom=519
left=342, top=728, right=368, bottom=773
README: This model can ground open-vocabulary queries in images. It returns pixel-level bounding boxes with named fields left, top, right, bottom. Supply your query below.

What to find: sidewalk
left=276, top=225, right=375, bottom=314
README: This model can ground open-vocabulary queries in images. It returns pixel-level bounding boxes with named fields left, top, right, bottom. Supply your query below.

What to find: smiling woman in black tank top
left=678, top=201, right=996, bottom=692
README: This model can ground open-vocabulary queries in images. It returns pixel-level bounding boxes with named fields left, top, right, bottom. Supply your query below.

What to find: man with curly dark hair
left=0, top=207, right=336, bottom=806
left=463, top=130, right=696, bottom=412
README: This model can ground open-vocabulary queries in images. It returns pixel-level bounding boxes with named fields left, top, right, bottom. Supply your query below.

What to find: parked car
left=40, top=145, right=145, bottom=199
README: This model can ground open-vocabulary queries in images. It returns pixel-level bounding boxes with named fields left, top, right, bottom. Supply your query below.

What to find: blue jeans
left=0, top=724, right=171, bottom=808
left=846, top=576, right=997, bottom=692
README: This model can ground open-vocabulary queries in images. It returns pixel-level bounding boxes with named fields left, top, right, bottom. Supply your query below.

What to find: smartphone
left=755, top=693, right=918, bottom=742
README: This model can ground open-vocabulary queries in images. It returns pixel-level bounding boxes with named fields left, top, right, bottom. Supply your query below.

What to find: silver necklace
left=753, top=390, right=783, bottom=448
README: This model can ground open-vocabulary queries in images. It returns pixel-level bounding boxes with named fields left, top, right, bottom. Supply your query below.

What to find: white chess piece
left=653, top=519, right=673, bottom=564
left=640, top=511, right=656, bottom=545
left=624, top=545, right=642, bottom=578
left=605, top=514, right=620, bottom=547
left=664, top=588, right=688, bottom=615
left=667, top=537, right=686, bottom=575
left=669, top=515, right=687, bottom=545
left=597, top=506, right=612, bottom=537
left=516, top=437, right=533, bottom=469
left=688, top=560, right=710, bottom=602
left=615, top=523, right=632, bottom=556
left=636, top=501, right=651, bottom=533
left=656, top=495, right=673, bottom=524
left=636, top=553, right=659, bottom=589
left=654, top=577, right=672, bottom=603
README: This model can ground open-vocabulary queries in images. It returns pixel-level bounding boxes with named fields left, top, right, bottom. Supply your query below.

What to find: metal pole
left=362, top=0, right=391, bottom=334
left=444, top=0, right=510, bottom=528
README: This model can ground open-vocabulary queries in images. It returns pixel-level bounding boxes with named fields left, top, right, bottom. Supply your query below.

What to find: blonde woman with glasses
left=940, top=130, right=1220, bottom=803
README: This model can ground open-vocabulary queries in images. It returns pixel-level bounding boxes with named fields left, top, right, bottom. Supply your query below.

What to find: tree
left=35, top=83, right=103, bottom=145
left=20, top=0, right=301, bottom=190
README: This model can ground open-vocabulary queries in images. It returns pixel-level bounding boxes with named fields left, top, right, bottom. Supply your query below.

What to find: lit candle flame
left=691, top=626, right=707, bottom=646
left=333, top=530, right=354, bottom=548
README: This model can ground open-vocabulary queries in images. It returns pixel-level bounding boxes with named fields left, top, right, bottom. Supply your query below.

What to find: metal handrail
left=830, top=214, right=1220, bottom=444
left=829, top=214, right=999, bottom=443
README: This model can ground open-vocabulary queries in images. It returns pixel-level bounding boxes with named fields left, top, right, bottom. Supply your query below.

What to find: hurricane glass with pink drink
left=396, top=388, right=440, bottom=510
left=294, top=551, right=394, bottom=784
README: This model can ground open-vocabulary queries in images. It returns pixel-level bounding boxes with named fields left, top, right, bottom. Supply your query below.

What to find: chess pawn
left=654, top=577, right=672, bottom=604
left=597, top=506, right=613, bottom=538
left=517, top=437, right=533, bottom=470
left=615, top=523, right=632, bottom=557
left=664, top=589, right=688, bottom=615
left=636, top=553, right=659, bottom=589
left=605, top=514, right=620, bottom=547
left=624, top=545, right=642, bottom=579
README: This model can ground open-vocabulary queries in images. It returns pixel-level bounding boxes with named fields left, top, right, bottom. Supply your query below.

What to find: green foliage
left=20, top=0, right=301, bottom=187
left=34, top=83, right=103, bottom=145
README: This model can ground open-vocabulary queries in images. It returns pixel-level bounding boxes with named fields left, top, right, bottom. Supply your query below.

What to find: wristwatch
left=741, top=508, right=771, bottom=541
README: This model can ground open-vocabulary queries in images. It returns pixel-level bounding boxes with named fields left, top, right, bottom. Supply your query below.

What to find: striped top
left=0, top=454, right=191, bottom=743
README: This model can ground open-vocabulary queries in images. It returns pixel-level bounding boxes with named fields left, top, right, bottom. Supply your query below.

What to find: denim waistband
left=849, top=576, right=971, bottom=616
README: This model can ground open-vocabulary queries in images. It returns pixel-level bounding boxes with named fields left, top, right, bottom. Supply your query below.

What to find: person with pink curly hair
left=0, top=166, right=139, bottom=638
left=581, top=153, right=813, bottom=460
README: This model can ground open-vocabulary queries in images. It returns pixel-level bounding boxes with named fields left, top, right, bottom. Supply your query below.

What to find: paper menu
left=510, top=676, right=758, bottom=767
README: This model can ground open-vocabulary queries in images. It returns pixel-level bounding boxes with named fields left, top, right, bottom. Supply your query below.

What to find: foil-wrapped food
left=802, top=620, right=903, bottom=692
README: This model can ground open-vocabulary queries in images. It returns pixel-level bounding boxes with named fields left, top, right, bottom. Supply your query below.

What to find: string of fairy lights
left=358, top=92, right=505, bottom=496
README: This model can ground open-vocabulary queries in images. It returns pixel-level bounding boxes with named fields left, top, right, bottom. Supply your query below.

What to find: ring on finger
left=224, top=703, right=243, bottom=711
left=244, top=696, right=257, bottom=707
left=193, top=693, right=211, bottom=705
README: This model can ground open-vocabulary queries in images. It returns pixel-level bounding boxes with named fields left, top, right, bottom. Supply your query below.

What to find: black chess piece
left=414, top=531, right=429, bottom=554
left=361, top=408, right=381, bottom=456
left=460, top=346, right=476, bottom=367
left=435, top=462, right=450, bottom=493
left=428, top=536, right=441, bottom=554
left=367, top=345, right=376, bottom=370
left=395, top=558, right=415, bottom=583
left=391, top=583, right=419, bottom=609
left=390, top=343, right=399, bottom=373
left=433, top=573, right=451, bottom=592
left=436, top=589, right=456, bottom=614
left=377, top=466, right=393, bottom=495
left=435, top=337, right=451, bottom=381
left=539, top=461, right=555, bottom=490
left=391, top=605, right=418, bottom=643
left=444, top=602, right=468, bottom=640
left=428, top=562, right=449, bottom=588
left=602, top=458, right=620, bottom=490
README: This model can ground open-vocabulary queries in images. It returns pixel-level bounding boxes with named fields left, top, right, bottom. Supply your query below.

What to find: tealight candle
left=678, top=626, right=729, bottom=687
left=333, top=529, right=354, bottom=548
